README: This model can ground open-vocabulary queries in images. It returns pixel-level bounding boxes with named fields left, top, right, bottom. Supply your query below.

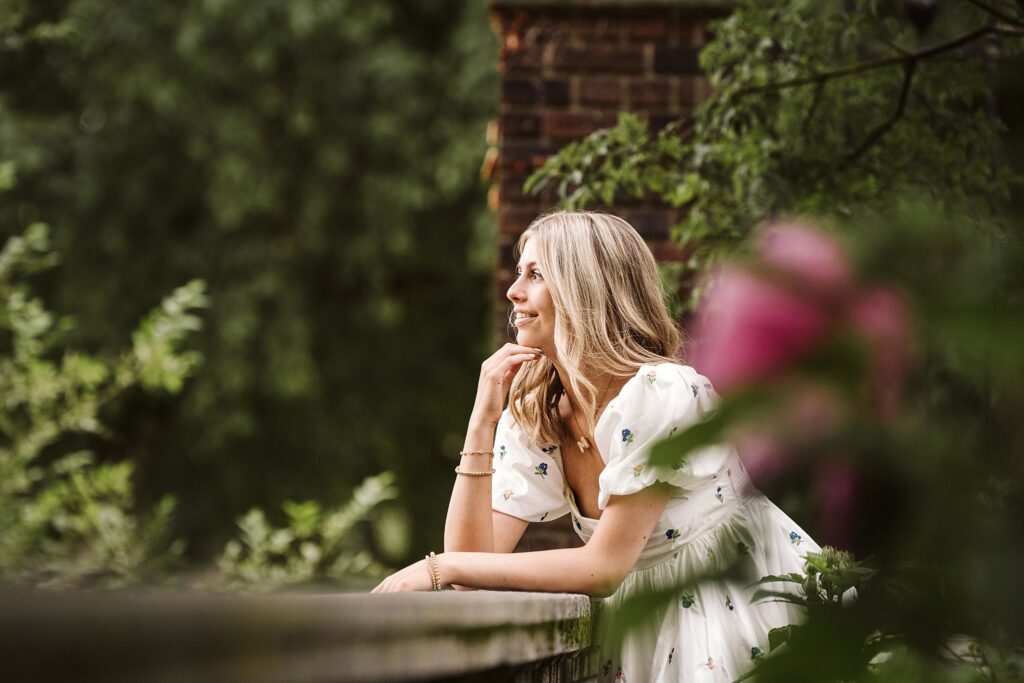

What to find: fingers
left=482, top=343, right=544, bottom=371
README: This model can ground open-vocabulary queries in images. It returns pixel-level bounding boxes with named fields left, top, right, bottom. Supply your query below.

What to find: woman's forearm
left=443, top=420, right=498, bottom=553
left=439, top=545, right=623, bottom=598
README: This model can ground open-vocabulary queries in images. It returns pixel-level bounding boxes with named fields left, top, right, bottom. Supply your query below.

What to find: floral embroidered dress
left=491, top=362, right=820, bottom=682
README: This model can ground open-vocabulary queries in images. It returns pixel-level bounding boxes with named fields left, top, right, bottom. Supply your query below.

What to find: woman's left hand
left=371, top=556, right=440, bottom=593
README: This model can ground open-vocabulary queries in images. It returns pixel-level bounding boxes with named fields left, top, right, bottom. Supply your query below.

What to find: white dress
left=491, top=362, right=820, bottom=682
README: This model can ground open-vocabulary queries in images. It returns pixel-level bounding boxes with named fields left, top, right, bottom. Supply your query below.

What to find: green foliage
left=213, top=471, right=398, bottom=591
left=751, top=547, right=875, bottom=615
left=647, top=201, right=1024, bottom=681
left=529, top=0, right=1023, bottom=311
left=0, top=0, right=497, bottom=559
left=0, top=225, right=207, bottom=587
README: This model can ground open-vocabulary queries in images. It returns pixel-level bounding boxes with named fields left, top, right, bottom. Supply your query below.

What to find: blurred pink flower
left=694, top=221, right=912, bottom=412
left=759, top=222, right=854, bottom=298
left=734, top=429, right=790, bottom=487
left=730, top=382, right=845, bottom=487
left=814, top=459, right=860, bottom=550
left=848, top=287, right=912, bottom=420
left=693, top=266, right=832, bottom=393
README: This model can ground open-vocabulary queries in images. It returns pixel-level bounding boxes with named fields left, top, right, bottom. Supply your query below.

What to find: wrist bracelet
left=455, top=466, right=495, bottom=476
left=425, top=551, right=442, bottom=591
left=460, top=449, right=494, bottom=457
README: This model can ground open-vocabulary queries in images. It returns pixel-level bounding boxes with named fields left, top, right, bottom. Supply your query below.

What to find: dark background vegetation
left=0, top=0, right=498, bottom=563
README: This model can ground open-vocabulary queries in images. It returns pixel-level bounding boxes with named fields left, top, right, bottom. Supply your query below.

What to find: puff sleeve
left=595, top=363, right=734, bottom=510
left=491, top=409, right=571, bottom=523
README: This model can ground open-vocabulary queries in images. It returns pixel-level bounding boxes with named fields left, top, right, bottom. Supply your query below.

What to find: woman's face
left=507, top=238, right=556, bottom=352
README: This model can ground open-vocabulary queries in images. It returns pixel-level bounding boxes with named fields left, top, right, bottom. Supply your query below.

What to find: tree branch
left=802, top=80, right=827, bottom=132
left=735, top=25, right=994, bottom=96
left=964, top=0, right=1024, bottom=29
left=841, top=60, right=917, bottom=167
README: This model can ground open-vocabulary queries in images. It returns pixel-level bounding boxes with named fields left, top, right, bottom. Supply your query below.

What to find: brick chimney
left=486, top=1, right=729, bottom=550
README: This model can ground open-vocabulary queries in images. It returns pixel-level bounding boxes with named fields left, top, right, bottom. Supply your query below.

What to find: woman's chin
left=516, top=330, right=551, bottom=352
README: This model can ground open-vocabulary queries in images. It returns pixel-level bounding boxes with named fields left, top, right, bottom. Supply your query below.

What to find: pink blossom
left=814, top=459, right=860, bottom=550
left=848, top=287, right=912, bottom=419
left=733, top=429, right=790, bottom=487
left=693, top=266, right=832, bottom=392
left=758, top=222, right=853, bottom=298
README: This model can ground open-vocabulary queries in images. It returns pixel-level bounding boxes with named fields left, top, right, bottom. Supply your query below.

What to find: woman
left=373, top=211, right=819, bottom=681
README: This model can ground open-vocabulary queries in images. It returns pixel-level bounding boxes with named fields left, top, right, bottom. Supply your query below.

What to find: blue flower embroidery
left=715, top=486, right=724, bottom=503
left=789, top=530, right=803, bottom=545
left=680, top=592, right=695, bottom=608
left=621, top=428, right=634, bottom=444
left=751, top=646, right=763, bottom=660
left=534, top=463, right=548, bottom=477
left=726, top=595, right=734, bottom=611
left=665, top=528, right=680, bottom=542
left=541, top=444, right=557, bottom=454
left=498, top=444, right=507, bottom=460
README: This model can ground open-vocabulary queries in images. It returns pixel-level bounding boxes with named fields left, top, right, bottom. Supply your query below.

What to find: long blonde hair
left=508, top=210, right=683, bottom=446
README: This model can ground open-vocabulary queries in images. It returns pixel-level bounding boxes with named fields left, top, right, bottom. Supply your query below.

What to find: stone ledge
left=2, top=589, right=601, bottom=683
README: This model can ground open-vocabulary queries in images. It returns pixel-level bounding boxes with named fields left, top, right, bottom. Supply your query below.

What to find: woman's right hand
left=469, top=343, right=543, bottom=428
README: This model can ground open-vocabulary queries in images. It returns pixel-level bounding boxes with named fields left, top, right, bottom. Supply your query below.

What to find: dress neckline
left=563, top=361, right=682, bottom=520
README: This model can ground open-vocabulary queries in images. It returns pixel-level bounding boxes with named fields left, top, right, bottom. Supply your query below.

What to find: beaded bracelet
left=424, top=551, right=442, bottom=591
left=459, top=449, right=493, bottom=457
left=454, top=466, right=496, bottom=476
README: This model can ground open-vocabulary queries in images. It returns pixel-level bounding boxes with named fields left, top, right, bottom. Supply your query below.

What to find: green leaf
left=768, top=625, right=793, bottom=652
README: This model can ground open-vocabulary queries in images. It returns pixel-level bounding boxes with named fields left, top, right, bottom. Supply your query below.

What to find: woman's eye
left=531, top=270, right=543, bottom=280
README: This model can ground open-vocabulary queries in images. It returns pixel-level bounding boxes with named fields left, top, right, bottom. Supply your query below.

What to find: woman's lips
left=514, top=315, right=538, bottom=328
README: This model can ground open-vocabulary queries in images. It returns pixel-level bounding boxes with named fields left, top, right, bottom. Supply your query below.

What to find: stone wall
left=3, top=589, right=601, bottom=683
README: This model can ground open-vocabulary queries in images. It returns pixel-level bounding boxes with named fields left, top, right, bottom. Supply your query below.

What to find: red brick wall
left=487, top=1, right=727, bottom=551
left=488, top=3, right=723, bottom=334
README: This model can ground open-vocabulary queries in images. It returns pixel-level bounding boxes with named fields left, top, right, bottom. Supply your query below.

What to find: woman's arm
left=443, top=344, right=541, bottom=555
left=374, top=483, right=673, bottom=597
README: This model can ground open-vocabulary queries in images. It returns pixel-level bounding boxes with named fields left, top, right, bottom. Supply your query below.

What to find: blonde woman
left=373, top=211, right=819, bottom=681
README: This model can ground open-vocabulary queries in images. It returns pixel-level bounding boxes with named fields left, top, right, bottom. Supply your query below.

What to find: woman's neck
left=551, top=358, right=625, bottom=426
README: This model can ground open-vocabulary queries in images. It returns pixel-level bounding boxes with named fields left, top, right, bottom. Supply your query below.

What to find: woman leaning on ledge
left=373, top=210, right=818, bottom=683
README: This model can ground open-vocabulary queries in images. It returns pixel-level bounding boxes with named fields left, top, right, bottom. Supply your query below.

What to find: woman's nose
left=506, top=276, right=525, bottom=303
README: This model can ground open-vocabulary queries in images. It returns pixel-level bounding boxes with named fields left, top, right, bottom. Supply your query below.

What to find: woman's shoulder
left=610, top=361, right=718, bottom=417
left=623, top=361, right=713, bottom=393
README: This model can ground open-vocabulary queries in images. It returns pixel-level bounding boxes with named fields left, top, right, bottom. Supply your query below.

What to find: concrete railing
left=2, top=589, right=602, bottom=682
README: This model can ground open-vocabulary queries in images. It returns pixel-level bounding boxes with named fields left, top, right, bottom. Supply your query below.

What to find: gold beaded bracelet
left=454, top=466, right=496, bottom=476
left=459, top=449, right=494, bottom=457
left=424, top=551, right=442, bottom=591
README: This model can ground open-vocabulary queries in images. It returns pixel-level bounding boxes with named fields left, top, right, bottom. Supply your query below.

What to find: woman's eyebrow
left=515, top=260, right=538, bottom=270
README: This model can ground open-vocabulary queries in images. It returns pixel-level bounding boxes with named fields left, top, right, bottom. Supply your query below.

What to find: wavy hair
left=508, top=210, right=683, bottom=446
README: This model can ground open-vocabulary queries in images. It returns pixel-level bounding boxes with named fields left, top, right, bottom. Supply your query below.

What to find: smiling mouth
left=514, top=313, right=538, bottom=327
